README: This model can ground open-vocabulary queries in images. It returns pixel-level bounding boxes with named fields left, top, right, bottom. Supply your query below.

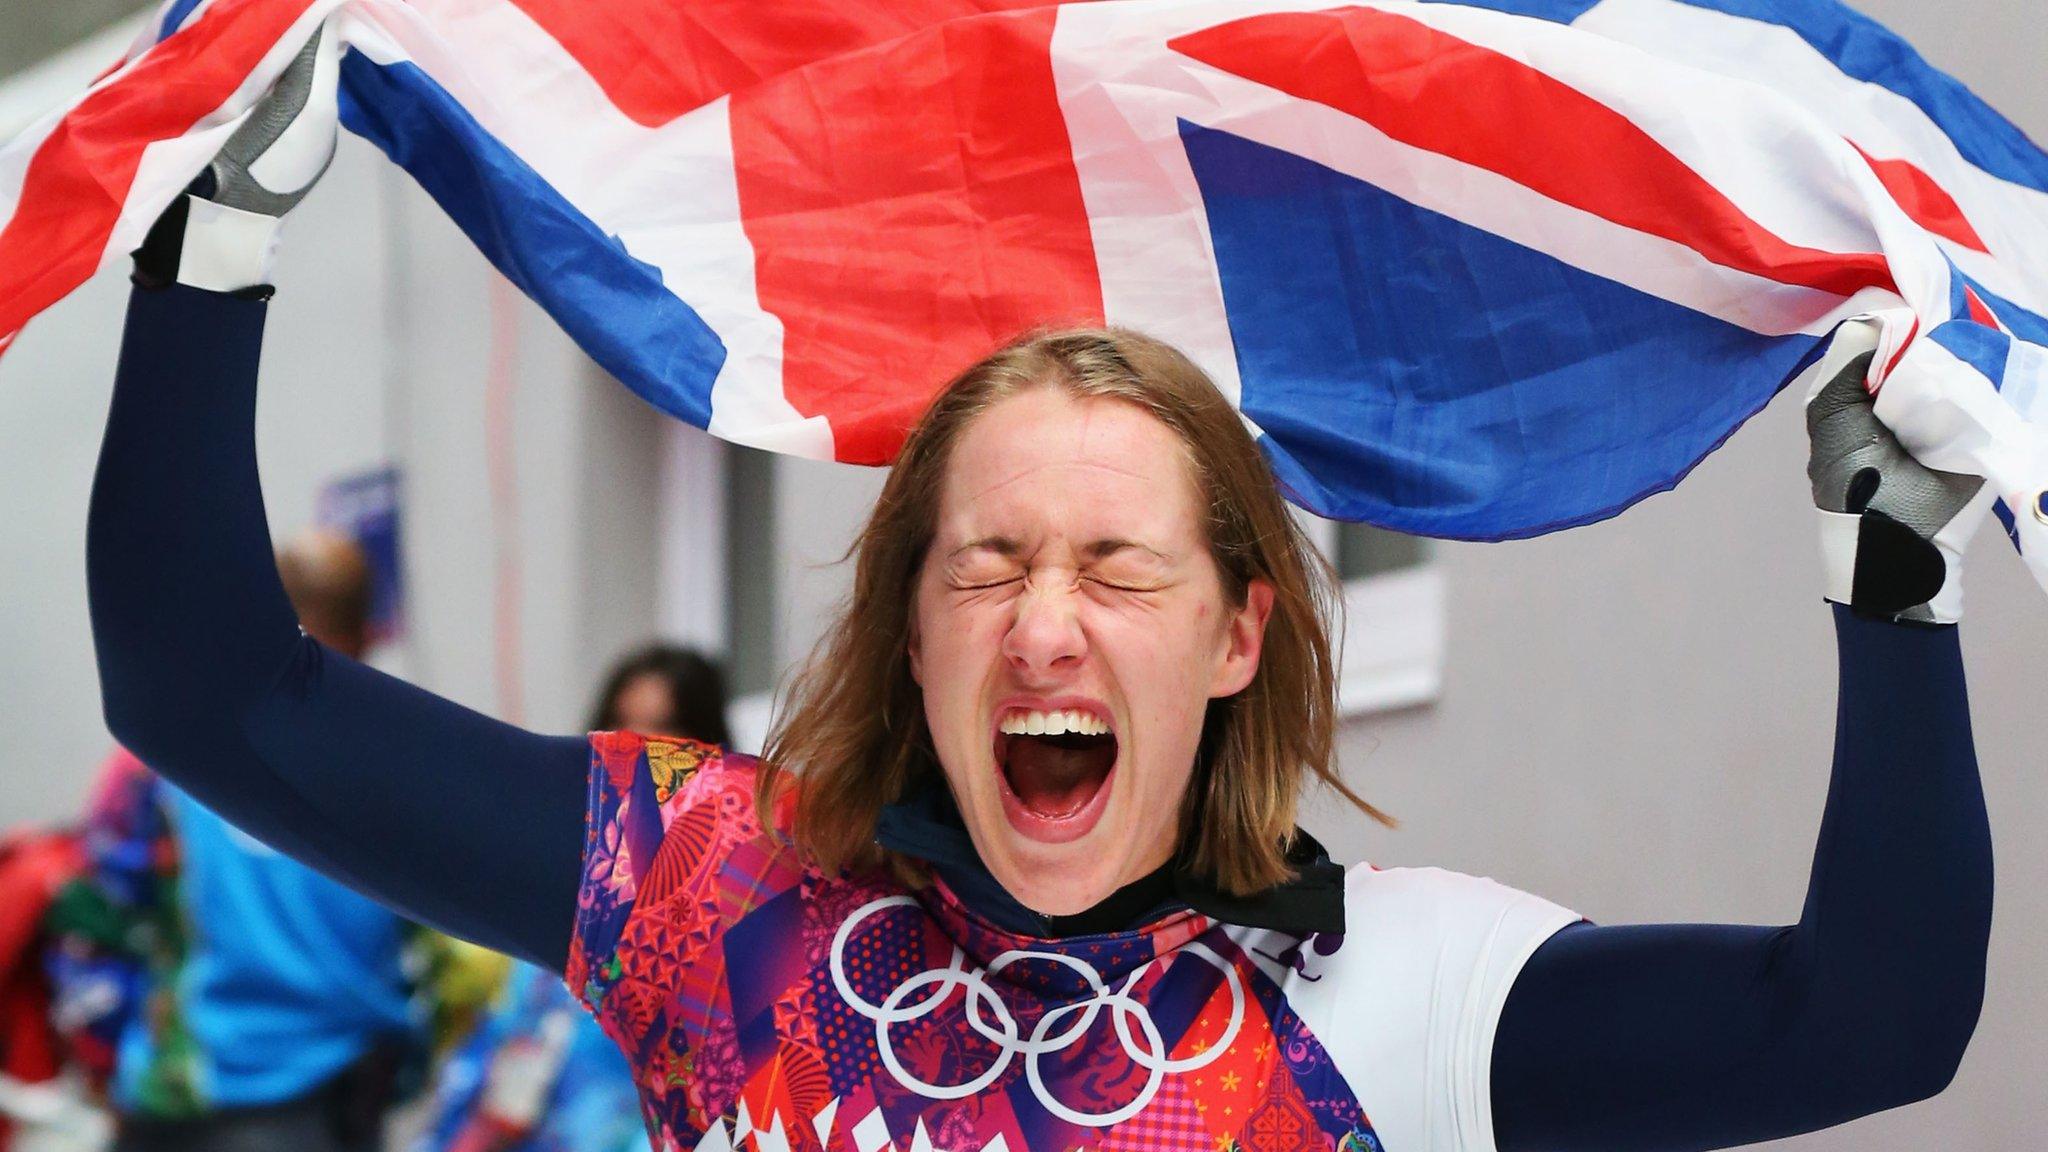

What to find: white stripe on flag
left=1574, top=0, right=2048, bottom=318
left=1877, top=329, right=2048, bottom=588
left=147, top=0, right=222, bottom=48
left=0, top=115, right=50, bottom=238
left=1391, top=0, right=1956, bottom=326
left=2003, top=336, right=2048, bottom=420
left=374, top=0, right=828, bottom=457
left=1051, top=0, right=1275, bottom=415
left=0, top=13, right=149, bottom=139
left=102, top=3, right=349, bottom=267
left=1196, top=45, right=1869, bottom=335
left=666, top=98, right=831, bottom=459
left=1056, top=0, right=1866, bottom=352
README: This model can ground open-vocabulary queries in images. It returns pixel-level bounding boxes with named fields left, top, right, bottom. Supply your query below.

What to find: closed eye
left=1084, top=575, right=1160, bottom=594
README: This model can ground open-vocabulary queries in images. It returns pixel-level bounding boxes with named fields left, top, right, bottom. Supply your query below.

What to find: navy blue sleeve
left=1491, top=605, right=1990, bottom=1151
left=88, top=281, right=589, bottom=970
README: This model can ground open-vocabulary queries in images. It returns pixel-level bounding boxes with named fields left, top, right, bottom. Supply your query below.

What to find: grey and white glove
left=133, top=24, right=341, bottom=294
left=1807, top=318, right=1992, bottom=625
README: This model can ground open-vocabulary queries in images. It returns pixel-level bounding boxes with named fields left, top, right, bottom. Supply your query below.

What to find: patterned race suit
left=567, top=736, right=1575, bottom=1152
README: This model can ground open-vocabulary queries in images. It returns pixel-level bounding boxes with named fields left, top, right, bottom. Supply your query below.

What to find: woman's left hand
left=1806, top=319, right=1994, bottom=624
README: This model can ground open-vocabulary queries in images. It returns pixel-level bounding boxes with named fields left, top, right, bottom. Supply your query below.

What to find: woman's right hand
left=132, top=22, right=341, bottom=294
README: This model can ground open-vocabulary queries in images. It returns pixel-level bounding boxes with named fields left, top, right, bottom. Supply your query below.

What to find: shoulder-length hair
left=587, top=644, right=731, bottom=747
left=758, top=328, right=1389, bottom=896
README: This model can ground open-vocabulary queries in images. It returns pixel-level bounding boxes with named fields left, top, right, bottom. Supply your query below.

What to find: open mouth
left=994, top=708, right=1118, bottom=839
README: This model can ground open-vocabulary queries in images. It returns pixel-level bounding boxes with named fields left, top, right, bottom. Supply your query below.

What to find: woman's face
left=910, top=387, right=1272, bottom=916
left=613, top=672, right=676, bottom=734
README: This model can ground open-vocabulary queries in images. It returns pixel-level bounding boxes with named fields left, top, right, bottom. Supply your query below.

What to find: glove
left=1807, top=318, right=1991, bottom=625
left=132, top=24, right=341, bottom=294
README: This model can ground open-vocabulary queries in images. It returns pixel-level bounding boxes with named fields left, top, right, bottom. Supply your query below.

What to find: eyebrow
left=947, top=536, right=1169, bottom=562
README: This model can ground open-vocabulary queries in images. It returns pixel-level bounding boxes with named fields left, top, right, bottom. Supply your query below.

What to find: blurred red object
left=0, top=828, right=85, bottom=1148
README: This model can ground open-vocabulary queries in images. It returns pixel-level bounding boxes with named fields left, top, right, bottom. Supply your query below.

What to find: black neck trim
left=873, top=779, right=1345, bottom=938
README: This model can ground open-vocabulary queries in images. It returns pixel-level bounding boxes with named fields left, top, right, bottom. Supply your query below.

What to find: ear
left=1208, top=578, right=1274, bottom=699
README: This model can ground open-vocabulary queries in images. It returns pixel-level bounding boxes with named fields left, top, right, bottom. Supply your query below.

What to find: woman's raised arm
left=1491, top=329, right=1994, bottom=1150
left=87, top=29, right=588, bottom=969
left=1491, top=606, right=1987, bottom=1151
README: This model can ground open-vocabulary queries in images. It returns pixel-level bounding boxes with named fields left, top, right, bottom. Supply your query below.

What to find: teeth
left=998, top=709, right=1111, bottom=737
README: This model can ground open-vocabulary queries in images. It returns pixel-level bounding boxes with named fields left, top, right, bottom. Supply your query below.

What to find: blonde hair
left=758, top=328, right=1389, bottom=896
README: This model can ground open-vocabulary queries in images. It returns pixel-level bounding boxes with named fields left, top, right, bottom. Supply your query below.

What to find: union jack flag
left=5, top=0, right=2047, bottom=576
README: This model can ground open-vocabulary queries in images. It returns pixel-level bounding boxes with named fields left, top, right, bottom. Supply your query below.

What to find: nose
left=1000, top=575, right=1086, bottom=677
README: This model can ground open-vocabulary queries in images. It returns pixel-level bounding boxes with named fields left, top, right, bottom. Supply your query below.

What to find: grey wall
left=0, top=0, right=150, bottom=79
left=0, top=134, right=665, bottom=824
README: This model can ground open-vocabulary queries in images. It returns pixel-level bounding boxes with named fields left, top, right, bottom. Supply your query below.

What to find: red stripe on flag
left=731, top=9, right=1104, bottom=464
left=1849, top=143, right=1990, bottom=254
left=0, top=0, right=316, bottom=343
left=1963, top=285, right=1998, bottom=327
left=1169, top=8, right=1897, bottom=299
left=506, top=0, right=1053, bottom=128
left=1883, top=315, right=1918, bottom=383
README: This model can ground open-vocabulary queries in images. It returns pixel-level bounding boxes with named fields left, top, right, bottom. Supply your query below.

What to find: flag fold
left=6, top=0, right=2048, bottom=590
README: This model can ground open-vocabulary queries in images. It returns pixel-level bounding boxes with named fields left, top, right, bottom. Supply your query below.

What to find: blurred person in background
left=585, top=647, right=731, bottom=747
left=420, top=646, right=728, bottom=1152
left=48, top=530, right=438, bottom=1152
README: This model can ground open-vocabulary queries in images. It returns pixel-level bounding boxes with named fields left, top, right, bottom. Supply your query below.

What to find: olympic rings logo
left=828, top=896, right=1244, bottom=1127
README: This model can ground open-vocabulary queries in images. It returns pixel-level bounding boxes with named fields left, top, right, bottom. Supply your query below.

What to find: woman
left=585, top=647, right=731, bottom=749
left=88, top=33, right=1989, bottom=1152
